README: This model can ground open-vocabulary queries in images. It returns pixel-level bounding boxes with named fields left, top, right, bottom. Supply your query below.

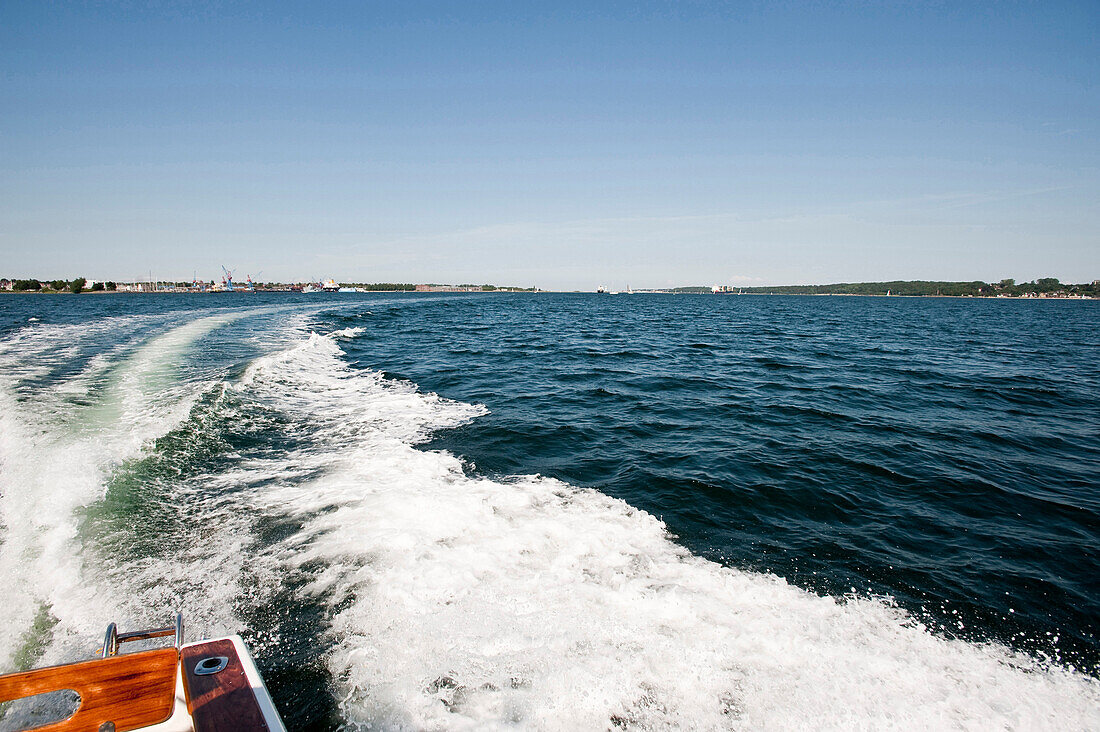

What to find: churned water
left=0, top=292, right=1096, bottom=729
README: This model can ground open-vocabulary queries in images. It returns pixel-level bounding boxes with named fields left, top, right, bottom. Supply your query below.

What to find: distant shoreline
left=3, top=277, right=1097, bottom=299
left=3, top=289, right=1097, bottom=300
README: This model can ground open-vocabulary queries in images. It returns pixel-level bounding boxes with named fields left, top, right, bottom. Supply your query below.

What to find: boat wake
left=0, top=313, right=1097, bottom=729
left=238, top=328, right=1100, bottom=729
left=0, top=311, right=253, bottom=668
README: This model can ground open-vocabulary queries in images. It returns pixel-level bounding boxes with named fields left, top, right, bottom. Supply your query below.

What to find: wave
left=1, top=312, right=1097, bottom=728
left=0, top=312, right=248, bottom=667
left=236, top=330, right=1100, bottom=729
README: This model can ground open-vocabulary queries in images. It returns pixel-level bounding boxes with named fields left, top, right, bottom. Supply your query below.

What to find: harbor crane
left=221, top=265, right=234, bottom=292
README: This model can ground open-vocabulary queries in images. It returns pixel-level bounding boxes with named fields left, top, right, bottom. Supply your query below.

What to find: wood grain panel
left=0, top=647, right=178, bottom=732
left=181, top=639, right=268, bottom=732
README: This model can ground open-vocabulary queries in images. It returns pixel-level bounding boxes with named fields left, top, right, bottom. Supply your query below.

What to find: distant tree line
left=7, top=277, right=111, bottom=292
left=740, top=280, right=994, bottom=296
left=341, top=283, right=418, bottom=291
left=725, top=279, right=1100, bottom=297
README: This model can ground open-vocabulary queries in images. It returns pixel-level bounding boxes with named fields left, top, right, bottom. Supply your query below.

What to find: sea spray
left=0, top=312, right=249, bottom=667
left=238, top=327, right=1100, bottom=729
left=0, top=295, right=1096, bottom=730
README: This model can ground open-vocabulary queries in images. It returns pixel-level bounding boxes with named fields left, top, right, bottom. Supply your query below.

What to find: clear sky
left=1, top=1, right=1097, bottom=289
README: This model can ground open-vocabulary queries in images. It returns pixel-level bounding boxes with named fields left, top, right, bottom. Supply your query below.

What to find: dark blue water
left=0, top=292, right=1097, bottom=728
left=339, top=294, right=1100, bottom=669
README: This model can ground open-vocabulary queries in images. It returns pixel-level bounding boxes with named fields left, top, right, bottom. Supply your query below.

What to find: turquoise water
left=0, top=293, right=1097, bottom=729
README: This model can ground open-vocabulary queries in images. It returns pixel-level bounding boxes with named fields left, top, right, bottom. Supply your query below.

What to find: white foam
left=238, top=330, right=1100, bottom=730
left=0, top=312, right=251, bottom=666
left=1, top=314, right=1096, bottom=728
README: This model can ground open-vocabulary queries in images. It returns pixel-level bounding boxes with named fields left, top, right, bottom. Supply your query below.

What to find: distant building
left=0, top=279, right=11, bottom=291
left=117, top=282, right=154, bottom=292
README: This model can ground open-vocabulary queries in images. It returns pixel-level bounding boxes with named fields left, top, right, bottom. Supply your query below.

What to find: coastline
left=2, top=289, right=1097, bottom=299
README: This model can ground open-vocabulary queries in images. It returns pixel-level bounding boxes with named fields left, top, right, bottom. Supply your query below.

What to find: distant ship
left=321, top=279, right=341, bottom=292
left=597, top=285, right=608, bottom=294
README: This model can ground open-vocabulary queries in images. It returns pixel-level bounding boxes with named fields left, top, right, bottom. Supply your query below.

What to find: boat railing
left=100, top=612, right=183, bottom=658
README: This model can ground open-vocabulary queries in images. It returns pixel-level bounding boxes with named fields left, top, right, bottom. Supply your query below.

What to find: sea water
left=0, top=293, right=1096, bottom=729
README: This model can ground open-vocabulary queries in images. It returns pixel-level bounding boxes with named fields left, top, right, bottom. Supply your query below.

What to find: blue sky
left=1, top=1, right=1097, bottom=288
